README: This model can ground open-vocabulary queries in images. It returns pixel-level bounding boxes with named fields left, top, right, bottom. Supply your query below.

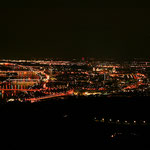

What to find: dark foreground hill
left=0, top=96, right=150, bottom=149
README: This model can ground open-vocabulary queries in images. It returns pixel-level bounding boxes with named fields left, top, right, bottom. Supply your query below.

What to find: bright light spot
left=111, top=135, right=114, bottom=138
left=101, top=118, right=104, bottom=122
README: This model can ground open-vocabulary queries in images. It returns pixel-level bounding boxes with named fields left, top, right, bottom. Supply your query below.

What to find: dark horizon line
left=0, top=56, right=150, bottom=61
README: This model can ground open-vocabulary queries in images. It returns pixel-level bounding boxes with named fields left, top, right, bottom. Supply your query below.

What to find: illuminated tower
left=82, top=57, right=85, bottom=61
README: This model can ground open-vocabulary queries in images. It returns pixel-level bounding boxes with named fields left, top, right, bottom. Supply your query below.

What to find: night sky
left=0, top=0, right=150, bottom=59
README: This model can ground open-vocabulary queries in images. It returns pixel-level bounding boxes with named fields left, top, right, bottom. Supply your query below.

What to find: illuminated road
left=25, top=90, right=74, bottom=102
